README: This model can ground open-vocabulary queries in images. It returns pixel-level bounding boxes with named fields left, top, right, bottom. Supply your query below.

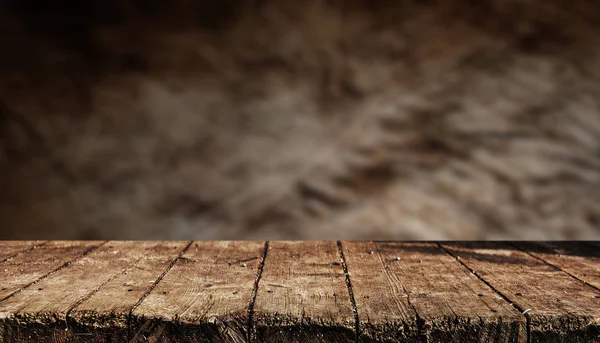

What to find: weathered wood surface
left=513, top=242, right=600, bottom=291
left=341, top=242, right=419, bottom=343
left=131, top=241, right=265, bottom=342
left=0, top=241, right=44, bottom=263
left=252, top=241, right=355, bottom=343
left=0, top=241, right=172, bottom=342
left=0, top=241, right=599, bottom=342
left=71, top=241, right=190, bottom=342
left=342, top=242, right=526, bottom=343
left=441, top=242, right=600, bottom=343
left=0, top=241, right=100, bottom=301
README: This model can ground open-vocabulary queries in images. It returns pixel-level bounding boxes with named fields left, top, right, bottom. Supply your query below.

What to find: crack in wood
left=337, top=241, right=360, bottom=343
left=247, top=241, right=269, bottom=343
left=371, top=242, right=426, bottom=342
left=2, top=241, right=599, bottom=342
left=509, top=242, right=600, bottom=295
left=437, top=243, right=531, bottom=343
left=65, top=255, right=148, bottom=333
left=126, top=240, right=193, bottom=342
left=0, top=241, right=47, bottom=265
left=0, top=241, right=107, bottom=304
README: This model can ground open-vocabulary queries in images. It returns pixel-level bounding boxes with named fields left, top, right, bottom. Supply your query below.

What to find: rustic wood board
left=513, top=242, right=600, bottom=291
left=0, top=241, right=45, bottom=262
left=0, top=241, right=170, bottom=342
left=0, top=241, right=102, bottom=301
left=342, top=242, right=526, bottom=343
left=440, top=242, right=600, bottom=343
left=1, top=241, right=600, bottom=342
left=340, top=242, right=420, bottom=343
left=252, top=241, right=355, bottom=343
left=69, top=241, right=190, bottom=342
left=130, top=241, right=266, bottom=343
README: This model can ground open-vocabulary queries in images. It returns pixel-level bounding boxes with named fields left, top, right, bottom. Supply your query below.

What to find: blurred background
left=0, top=0, right=599, bottom=240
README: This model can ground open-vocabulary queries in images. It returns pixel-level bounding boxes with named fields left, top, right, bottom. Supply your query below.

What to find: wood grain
left=340, top=241, right=419, bottom=343
left=130, top=241, right=266, bottom=343
left=68, top=241, right=190, bottom=342
left=0, top=241, right=45, bottom=262
left=441, top=242, right=600, bottom=343
left=0, top=241, right=168, bottom=342
left=343, top=242, right=526, bottom=343
left=513, top=242, right=600, bottom=291
left=0, top=241, right=101, bottom=301
left=252, top=241, right=355, bottom=343
left=1, top=241, right=600, bottom=342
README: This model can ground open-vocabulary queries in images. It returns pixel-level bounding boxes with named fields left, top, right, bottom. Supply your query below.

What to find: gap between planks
left=508, top=242, right=600, bottom=295
left=65, top=255, right=149, bottom=332
left=2, top=241, right=597, bottom=343
left=0, top=242, right=272, bottom=342
left=0, top=241, right=535, bottom=343
left=0, top=241, right=47, bottom=265
left=438, top=242, right=600, bottom=343
left=246, top=241, right=269, bottom=343
left=437, top=243, right=532, bottom=343
left=337, top=241, right=360, bottom=343
left=0, top=241, right=107, bottom=303
left=125, top=240, right=194, bottom=341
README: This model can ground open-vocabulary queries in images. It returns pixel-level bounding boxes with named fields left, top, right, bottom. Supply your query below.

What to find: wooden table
left=0, top=241, right=599, bottom=342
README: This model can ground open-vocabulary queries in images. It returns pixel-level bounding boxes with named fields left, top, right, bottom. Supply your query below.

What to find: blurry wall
left=1, top=0, right=599, bottom=239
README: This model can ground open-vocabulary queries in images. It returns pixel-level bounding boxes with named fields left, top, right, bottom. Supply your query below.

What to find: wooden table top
left=0, top=241, right=599, bottom=342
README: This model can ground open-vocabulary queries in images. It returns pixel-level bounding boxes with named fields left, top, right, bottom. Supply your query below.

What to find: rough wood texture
left=1, top=241, right=600, bottom=342
left=513, top=242, right=600, bottom=291
left=342, top=242, right=526, bottom=343
left=0, top=241, right=169, bottom=342
left=131, top=241, right=265, bottom=342
left=252, top=241, right=355, bottom=342
left=0, top=241, right=44, bottom=262
left=69, top=241, right=190, bottom=342
left=0, top=241, right=101, bottom=301
left=340, top=242, right=420, bottom=342
left=441, top=242, right=600, bottom=343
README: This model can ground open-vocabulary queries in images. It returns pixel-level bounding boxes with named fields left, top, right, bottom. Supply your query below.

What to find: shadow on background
left=1, top=0, right=599, bottom=240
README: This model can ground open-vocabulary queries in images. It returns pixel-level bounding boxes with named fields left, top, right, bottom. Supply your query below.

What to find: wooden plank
left=0, top=241, right=45, bottom=262
left=341, top=242, right=419, bottom=343
left=0, top=241, right=102, bottom=301
left=252, top=241, right=355, bottom=343
left=130, top=241, right=266, bottom=343
left=342, top=242, right=525, bottom=343
left=0, top=241, right=171, bottom=342
left=0, top=241, right=598, bottom=342
left=513, top=242, right=600, bottom=290
left=441, top=242, right=600, bottom=343
left=68, top=241, right=190, bottom=342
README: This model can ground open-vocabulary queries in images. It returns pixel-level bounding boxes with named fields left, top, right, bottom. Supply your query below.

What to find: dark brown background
left=1, top=0, right=599, bottom=239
